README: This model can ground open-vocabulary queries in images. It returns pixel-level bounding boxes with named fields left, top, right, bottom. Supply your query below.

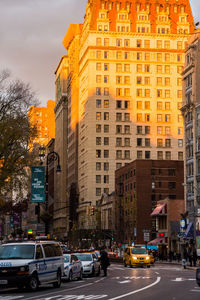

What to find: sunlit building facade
left=28, top=100, right=55, bottom=148
left=56, top=0, right=194, bottom=232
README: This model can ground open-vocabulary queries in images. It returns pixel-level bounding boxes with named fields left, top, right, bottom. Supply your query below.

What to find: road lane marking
left=108, top=277, right=161, bottom=300
left=36, top=295, right=108, bottom=300
left=119, top=280, right=131, bottom=284
left=27, top=279, right=105, bottom=300
left=0, top=297, right=24, bottom=300
left=155, top=272, right=159, bottom=275
left=190, top=290, right=200, bottom=292
left=172, top=278, right=184, bottom=282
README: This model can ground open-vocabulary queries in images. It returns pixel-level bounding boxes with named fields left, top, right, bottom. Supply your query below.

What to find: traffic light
left=91, top=206, right=95, bottom=215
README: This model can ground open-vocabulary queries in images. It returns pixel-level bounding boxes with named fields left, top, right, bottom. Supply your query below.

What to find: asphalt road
left=0, top=263, right=199, bottom=300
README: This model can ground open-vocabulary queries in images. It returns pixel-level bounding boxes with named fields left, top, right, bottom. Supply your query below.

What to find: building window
left=116, top=137, right=122, bottom=146
left=104, top=150, right=109, bottom=158
left=116, top=113, right=122, bottom=121
left=96, top=124, right=101, bottom=132
left=125, top=138, right=130, bottom=146
left=116, top=150, right=122, bottom=159
left=165, top=102, right=170, bottom=110
left=165, top=151, right=171, bottom=160
left=157, top=90, right=162, bottom=97
left=96, top=150, right=101, bottom=158
left=145, top=151, right=150, bottom=159
left=178, top=127, right=183, bottom=135
left=96, top=51, right=101, bottom=58
left=116, top=100, right=122, bottom=108
left=165, top=114, right=170, bottom=122
left=124, top=113, right=130, bottom=121
left=96, top=75, right=101, bottom=83
left=157, top=126, right=163, bottom=134
left=157, top=139, right=163, bottom=147
left=178, top=152, right=183, bottom=160
left=137, top=151, right=142, bottom=159
left=145, top=138, right=150, bottom=147
left=157, top=151, right=163, bottom=160
left=96, top=175, right=101, bottom=183
left=104, top=112, right=109, bottom=120
left=104, top=100, right=109, bottom=108
left=137, top=126, right=142, bottom=134
left=116, top=88, right=122, bottom=96
left=157, top=114, right=162, bottom=122
left=96, top=99, right=101, bottom=108
left=137, top=138, right=142, bottom=146
left=145, top=126, right=150, bottom=134
left=145, top=114, right=150, bottom=122
left=96, top=162, right=101, bottom=171
left=116, top=63, right=122, bottom=72
left=178, top=139, right=183, bottom=147
left=124, top=150, right=130, bottom=159
left=124, top=101, right=130, bottom=109
left=104, top=125, right=109, bottom=133
left=104, top=64, right=109, bottom=71
left=96, top=88, right=101, bottom=95
left=124, top=125, right=130, bottom=134
left=96, top=188, right=101, bottom=196
left=104, top=162, right=109, bottom=171
left=96, top=112, right=101, bottom=120
left=165, top=126, right=171, bottom=135
left=116, top=163, right=122, bottom=169
left=96, top=137, right=101, bottom=145
left=96, top=63, right=101, bottom=70
left=104, top=76, right=109, bottom=83
left=157, top=102, right=162, bottom=110
left=104, top=137, right=109, bottom=145
left=124, top=88, right=130, bottom=96
left=137, top=113, right=142, bottom=122
left=104, top=88, right=109, bottom=95
left=165, top=139, right=171, bottom=147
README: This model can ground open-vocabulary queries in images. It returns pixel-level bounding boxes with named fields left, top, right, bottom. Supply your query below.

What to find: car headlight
left=133, top=256, right=137, bottom=260
left=146, top=256, right=150, bottom=260
left=20, top=266, right=29, bottom=272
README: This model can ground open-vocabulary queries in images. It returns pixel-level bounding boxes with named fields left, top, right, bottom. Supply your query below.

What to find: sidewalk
left=156, top=260, right=198, bottom=271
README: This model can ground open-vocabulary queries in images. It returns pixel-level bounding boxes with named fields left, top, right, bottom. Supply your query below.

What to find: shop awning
left=183, top=222, right=194, bottom=239
left=148, top=238, right=164, bottom=245
left=151, top=203, right=166, bottom=216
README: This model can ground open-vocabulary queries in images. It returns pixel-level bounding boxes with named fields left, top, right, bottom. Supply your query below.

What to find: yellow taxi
left=123, top=246, right=151, bottom=268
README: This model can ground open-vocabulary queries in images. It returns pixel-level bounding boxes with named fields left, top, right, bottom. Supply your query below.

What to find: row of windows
left=96, top=137, right=131, bottom=147
left=96, top=112, right=130, bottom=122
left=96, top=149, right=131, bottom=159
left=96, top=50, right=183, bottom=63
left=137, top=77, right=182, bottom=86
left=96, top=175, right=109, bottom=184
left=96, top=162, right=109, bottom=171
left=96, top=75, right=131, bottom=85
left=136, top=126, right=183, bottom=136
left=137, top=138, right=183, bottom=148
left=96, top=188, right=109, bottom=197
left=137, top=113, right=182, bottom=123
left=137, top=101, right=182, bottom=110
left=96, top=99, right=130, bottom=109
left=96, top=63, right=183, bottom=75
left=136, top=89, right=182, bottom=98
left=136, top=151, right=183, bottom=160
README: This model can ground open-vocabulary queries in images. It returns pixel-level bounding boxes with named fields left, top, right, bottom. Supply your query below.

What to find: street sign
left=31, top=166, right=45, bottom=203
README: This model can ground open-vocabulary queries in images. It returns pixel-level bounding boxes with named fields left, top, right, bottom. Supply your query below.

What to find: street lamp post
left=45, top=151, right=61, bottom=236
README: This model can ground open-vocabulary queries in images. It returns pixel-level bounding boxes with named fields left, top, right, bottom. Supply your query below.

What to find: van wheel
left=123, top=260, right=127, bottom=267
left=53, top=270, right=61, bottom=288
left=27, top=274, right=38, bottom=291
left=96, top=266, right=100, bottom=277
left=68, top=270, right=73, bottom=282
left=78, top=269, right=83, bottom=280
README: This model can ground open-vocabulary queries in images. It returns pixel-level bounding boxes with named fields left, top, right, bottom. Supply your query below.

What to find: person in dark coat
left=193, top=248, right=198, bottom=267
left=100, top=249, right=110, bottom=277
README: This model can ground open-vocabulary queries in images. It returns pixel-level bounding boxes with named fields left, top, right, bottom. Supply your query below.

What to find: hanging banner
left=31, top=166, right=45, bottom=203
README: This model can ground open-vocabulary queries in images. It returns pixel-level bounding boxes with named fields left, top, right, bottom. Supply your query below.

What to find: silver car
left=75, top=253, right=100, bottom=276
left=63, top=254, right=82, bottom=281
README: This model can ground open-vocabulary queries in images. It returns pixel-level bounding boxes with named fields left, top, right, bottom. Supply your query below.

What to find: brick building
left=115, top=159, right=184, bottom=244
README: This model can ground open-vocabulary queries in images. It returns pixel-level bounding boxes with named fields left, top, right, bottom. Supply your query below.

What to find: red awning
left=151, top=203, right=166, bottom=216
left=148, top=238, right=164, bottom=245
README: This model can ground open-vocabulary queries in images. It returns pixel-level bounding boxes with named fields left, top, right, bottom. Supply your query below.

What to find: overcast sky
left=0, top=0, right=199, bottom=106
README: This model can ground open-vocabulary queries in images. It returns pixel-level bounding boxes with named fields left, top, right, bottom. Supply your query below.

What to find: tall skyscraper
left=55, top=0, right=194, bottom=234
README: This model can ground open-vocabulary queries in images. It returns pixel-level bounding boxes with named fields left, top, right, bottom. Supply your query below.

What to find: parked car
left=74, top=253, right=100, bottom=276
left=63, top=253, right=82, bottom=281
left=0, top=241, right=64, bottom=291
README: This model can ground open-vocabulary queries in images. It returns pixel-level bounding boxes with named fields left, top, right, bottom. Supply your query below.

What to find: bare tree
left=0, top=70, right=39, bottom=200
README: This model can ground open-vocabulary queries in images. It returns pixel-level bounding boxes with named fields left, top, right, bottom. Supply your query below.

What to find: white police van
left=0, top=241, right=64, bottom=291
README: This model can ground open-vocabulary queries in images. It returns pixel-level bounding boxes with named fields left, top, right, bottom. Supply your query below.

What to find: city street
left=0, top=264, right=199, bottom=300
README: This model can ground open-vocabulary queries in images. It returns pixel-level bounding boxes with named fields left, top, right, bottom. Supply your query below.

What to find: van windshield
left=0, top=245, right=35, bottom=260
left=75, top=254, right=92, bottom=262
left=131, top=248, right=147, bottom=255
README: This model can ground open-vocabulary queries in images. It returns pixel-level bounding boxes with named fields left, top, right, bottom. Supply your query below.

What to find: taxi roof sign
left=28, top=229, right=33, bottom=234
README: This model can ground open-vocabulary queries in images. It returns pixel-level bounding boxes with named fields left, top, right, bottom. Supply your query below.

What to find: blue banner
left=31, top=166, right=45, bottom=203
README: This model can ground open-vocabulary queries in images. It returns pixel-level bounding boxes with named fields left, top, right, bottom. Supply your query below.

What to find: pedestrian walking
left=100, top=249, right=110, bottom=277
left=182, top=247, right=188, bottom=269
left=188, top=245, right=193, bottom=266
left=193, top=248, right=197, bottom=267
